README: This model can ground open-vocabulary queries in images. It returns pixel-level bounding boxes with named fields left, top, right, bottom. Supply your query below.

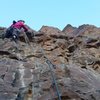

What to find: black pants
left=5, top=27, right=14, bottom=38
left=4, top=27, right=20, bottom=41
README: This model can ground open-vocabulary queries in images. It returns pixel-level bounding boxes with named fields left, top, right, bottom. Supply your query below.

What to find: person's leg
left=4, top=27, right=13, bottom=38
left=11, top=28, right=21, bottom=51
left=12, top=28, right=20, bottom=43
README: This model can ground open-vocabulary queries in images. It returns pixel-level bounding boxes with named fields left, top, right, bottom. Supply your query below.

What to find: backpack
left=13, top=20, right=16, bottom=24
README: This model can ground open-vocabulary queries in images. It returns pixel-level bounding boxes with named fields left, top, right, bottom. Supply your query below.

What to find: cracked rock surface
left=0, top=24, right=100, bottom=100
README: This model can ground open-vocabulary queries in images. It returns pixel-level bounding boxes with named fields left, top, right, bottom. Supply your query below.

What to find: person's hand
left=27, top=30, right=31, bottom=33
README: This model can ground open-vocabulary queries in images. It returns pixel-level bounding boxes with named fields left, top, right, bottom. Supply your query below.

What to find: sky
left=0, top=0, right=100, bottom=31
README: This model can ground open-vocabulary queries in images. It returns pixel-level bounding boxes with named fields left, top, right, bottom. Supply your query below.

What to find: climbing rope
left=22, top=32, right=62, bottom=100
left=44, top=56, right=62, bottom=100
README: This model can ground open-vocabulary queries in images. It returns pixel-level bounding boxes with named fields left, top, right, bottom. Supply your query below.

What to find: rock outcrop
left=62, top=24, right=77, bottom=35
left=0, top=24, right=100, bottom=100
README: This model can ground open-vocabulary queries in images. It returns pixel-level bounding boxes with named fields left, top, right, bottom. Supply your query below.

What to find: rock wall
left=0, top=24, right=100, bottom=100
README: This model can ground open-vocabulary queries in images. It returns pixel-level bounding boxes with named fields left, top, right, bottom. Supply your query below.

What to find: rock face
left=0, top=24, right=100, bottom=100
left=62, top=24, right=77, bottom=35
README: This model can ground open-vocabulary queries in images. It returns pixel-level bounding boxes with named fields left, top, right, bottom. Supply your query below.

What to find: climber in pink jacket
left=12, top=20, right=28, bottom=32
left=4, top=20, right=28, bottom=42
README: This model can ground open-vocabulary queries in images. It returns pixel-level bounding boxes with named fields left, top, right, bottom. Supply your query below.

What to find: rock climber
left=3, top=20, right=28, bottom=42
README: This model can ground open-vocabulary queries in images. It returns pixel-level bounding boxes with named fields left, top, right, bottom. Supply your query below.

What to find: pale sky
left=0, top=0, right=100, bottom=31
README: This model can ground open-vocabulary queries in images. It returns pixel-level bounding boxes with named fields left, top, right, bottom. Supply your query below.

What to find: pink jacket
left=12, top=22, right=28, bottom=32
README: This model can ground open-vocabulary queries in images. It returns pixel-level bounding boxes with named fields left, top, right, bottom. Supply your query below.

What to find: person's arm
left=20, top=22, right=28, bottom=32
left=22, top=25, right=28, bottom=32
